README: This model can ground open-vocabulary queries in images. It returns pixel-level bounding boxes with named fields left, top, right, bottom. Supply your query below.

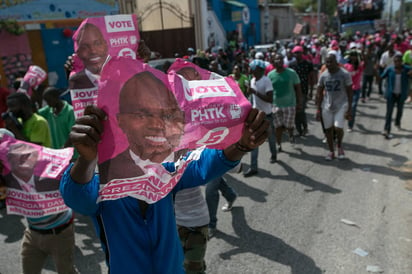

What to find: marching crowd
left=0, top=27, right=412, bottom=274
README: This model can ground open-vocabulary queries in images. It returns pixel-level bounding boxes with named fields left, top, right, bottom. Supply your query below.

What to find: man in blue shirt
left=60, top=105, right=268, bottom=274
left=380, top=54, right=412, bottom=139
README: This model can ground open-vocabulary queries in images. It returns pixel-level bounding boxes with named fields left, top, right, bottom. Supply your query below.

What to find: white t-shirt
left=393, top=74, right=402, bottom=95
left=318, top=68, right=352, bottom=112
left=251, top=75, right=273, bottom=114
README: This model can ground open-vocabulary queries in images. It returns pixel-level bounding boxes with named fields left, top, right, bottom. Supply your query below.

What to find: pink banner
left=168, top=62, right=251, bottom=150
left=96, top=57, right=250, bottom=203
left=69, top=14, right=140, bottom=118
left=18, top=65, right=47, bottom=96
left=168, top=58, right=223, bottom=80
left=0, top=135, right=73, bottom=217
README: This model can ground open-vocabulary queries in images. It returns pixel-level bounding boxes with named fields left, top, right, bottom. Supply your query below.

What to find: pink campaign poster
left=69, top=14, right=139, bottom=118
left=18, top=65, right=47, bottom=96
left=168, top=59, right=252, bottom=150
left=96, top=57, right=251, bottom=203
left=0, top=135, right=73, bottom=217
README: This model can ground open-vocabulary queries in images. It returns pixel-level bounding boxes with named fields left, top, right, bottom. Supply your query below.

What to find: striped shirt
left=27, top=209, right=73, bottom=230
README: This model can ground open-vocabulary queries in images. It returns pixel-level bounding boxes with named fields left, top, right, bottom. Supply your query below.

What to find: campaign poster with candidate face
left=0, top=135, right=73, bottom=217
left=69, top=14, right=140, bottom=118
left=96, top=57, right=251, bottom=204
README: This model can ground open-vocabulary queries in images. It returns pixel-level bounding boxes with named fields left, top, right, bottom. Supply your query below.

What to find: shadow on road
left=225, top=174, right=269, bottom=203
left=287, top=146, right=410, bottom=182
left=215, top=206, right=323, bottom=274
left=238, top=160, right=342, bottom=194
left=0, top=209, right=25, bottom=243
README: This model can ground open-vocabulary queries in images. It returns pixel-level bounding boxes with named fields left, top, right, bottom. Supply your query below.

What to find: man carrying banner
left=60, top=105, right=268, bottom=274
left=2, top=93, right=77, bottom=273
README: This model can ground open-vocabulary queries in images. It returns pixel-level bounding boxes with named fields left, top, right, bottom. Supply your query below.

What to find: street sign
left=242, top=6, right=250, bottom=25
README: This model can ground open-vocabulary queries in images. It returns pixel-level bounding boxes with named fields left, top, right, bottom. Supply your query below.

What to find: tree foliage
left=291, top=0, right=337, bottom=17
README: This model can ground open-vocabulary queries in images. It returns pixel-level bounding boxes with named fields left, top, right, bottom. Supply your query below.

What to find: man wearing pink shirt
left=344, top=50, right=364, bottom=132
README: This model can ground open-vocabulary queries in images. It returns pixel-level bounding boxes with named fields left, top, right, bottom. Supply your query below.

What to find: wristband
left=235, top=142, right=254, bottom=152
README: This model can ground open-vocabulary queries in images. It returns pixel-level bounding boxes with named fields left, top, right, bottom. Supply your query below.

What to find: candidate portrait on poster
left=99, top=70, right=185, bottom=183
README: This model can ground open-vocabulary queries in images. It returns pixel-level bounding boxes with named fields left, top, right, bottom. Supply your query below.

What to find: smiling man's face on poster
left=76, top=23, right=109, bottom=75
left=117, top=71, right=185, bottom=163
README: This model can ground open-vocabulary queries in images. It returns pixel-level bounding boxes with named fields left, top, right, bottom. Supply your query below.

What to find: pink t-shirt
left=344, top=62, right=364, bottom=91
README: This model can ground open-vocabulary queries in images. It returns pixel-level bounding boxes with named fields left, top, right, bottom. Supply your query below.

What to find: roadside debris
left=366, top=265, right=383, bottom=273
left=340, top=218, right=360, bottom=228
left=352, top=248, right=368, bottom=257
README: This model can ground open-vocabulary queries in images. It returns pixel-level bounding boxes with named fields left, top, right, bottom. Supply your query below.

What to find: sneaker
left=337, top=147, right=345, bottom=159
left=270, top=155, right=277, bottom=164
left=347, top=128, right=353, bottom=132
left=385, top=133, right=393, bottom=140
left=222, top=196, right=237, bottom=212
left=361, top=98, right=366, bottom=103
left=302, top=128, right=308, bottom=136
left=325, top=151, right=335, bottom=161
left=208, top=227, right=216, bottom=239
left=243, top=168, right=258, bottom=177
left=322, top=137, right=327, bottom=144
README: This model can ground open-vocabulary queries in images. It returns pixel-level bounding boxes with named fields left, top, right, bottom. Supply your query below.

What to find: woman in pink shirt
left=344, top=50, right=364, bottom=131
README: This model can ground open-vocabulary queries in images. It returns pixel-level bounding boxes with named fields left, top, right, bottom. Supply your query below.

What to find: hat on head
left=255, top=52, right=264, bottom=59
left=187, top=47, right=195, bottom=53
left=327, top=50, right=338, bottom=58
left=292, top=46, right=303, bottom=53
left=249, top=59, right=266, bottom=70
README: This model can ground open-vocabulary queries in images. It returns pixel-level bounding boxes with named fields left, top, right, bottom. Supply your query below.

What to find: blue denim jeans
left=205, top=177, right=237, bottom=229
left=250, top=114, right=276, bottom=171
left=348, top=89, right=361, bottom=129
left=384, top=93, right=404, bottom=133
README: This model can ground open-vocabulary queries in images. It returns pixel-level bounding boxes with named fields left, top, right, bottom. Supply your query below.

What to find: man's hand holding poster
left=96, top=56, right=251, bottom=203
left=0, top=135, right=73, bottom=217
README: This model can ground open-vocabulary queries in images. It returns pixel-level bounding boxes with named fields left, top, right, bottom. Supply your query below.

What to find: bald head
left=117, top=71, right=184, bottom=163
left=176, top=67, right=202, bottom=81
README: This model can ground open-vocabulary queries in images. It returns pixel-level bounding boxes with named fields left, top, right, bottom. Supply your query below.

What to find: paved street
left=1, top=92, right=411, bottom=274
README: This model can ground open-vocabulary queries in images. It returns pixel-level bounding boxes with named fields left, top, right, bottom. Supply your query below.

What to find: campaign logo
left=110, top=36, right=130, bottom=47
left=105, top=14, right=135, bottom=33
left=184, top=79, right=236, bottom=101
left=196, top=127, right=229, bottom=146
left=118, top=48, right=136, bottom=59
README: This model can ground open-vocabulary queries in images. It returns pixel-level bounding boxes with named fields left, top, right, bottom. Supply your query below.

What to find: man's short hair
left=7, top=92, right=31, bottom=107
left=43, top=87, right=61, bottom=99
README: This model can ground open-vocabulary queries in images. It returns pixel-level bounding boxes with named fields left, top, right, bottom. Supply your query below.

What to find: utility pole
left=399, top=0, right=405, bottom=32
left=264, top=0, right=269, bottom=43
left=316, top=0, right=321, bottom=34
left=389, top=0, right=393, bottom=29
